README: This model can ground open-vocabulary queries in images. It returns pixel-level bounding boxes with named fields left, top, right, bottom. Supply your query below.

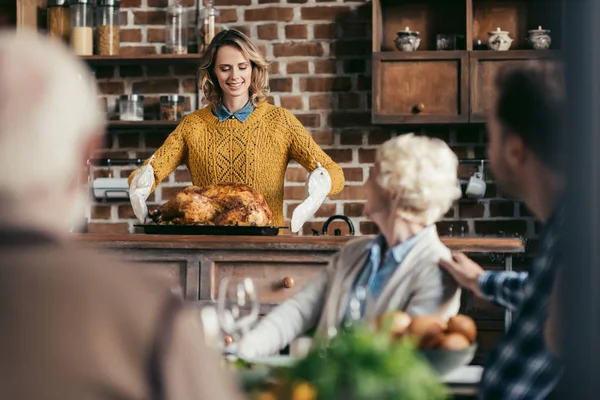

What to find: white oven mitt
left=129, top=155, right=156, bottom=224
left=291, top=162, right=331, bottom=233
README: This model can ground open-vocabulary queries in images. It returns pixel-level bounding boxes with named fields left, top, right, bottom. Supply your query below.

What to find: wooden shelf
left=106, top=120, right=180, bottom=129
left=81, top=54, right=203, bottom=66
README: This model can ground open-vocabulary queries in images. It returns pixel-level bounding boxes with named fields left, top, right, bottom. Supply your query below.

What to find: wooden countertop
left=73, top=234, right=525, bottom=253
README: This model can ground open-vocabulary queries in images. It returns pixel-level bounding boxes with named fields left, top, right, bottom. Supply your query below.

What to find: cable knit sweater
left=128, top=102, right=345, bottom=227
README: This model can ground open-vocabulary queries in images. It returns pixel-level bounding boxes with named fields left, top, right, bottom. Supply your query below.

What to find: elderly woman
left=234, top=133, right=462, bottom=358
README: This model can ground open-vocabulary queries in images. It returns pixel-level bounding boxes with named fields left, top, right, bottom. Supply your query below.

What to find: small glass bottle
left=160, top=95, right=185, bottom=121
left=199, top=0, right=217, bottom=52
left=96, top=0, right=120, bottom=56
left=119, top=95, right=144, bottom=122
left=165, top=2, right=188, bottom=54
left=70, top=0, right=94, bottom=56
left=47, top=0, right=70, bottom=43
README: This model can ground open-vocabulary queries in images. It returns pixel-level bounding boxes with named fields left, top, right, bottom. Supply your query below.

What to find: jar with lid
left=160, top=95, right=185, bottom=121
left=96, top=0, right=120, bottom=56
left=70, top=0, right=94, bottom=56
left=165, top=2, right=188, bottom=54
left=199, top=0, right=218, bottom=52
left=119, top=95, right=144, bottom=122
left=47, top=0, right=70, bottom=43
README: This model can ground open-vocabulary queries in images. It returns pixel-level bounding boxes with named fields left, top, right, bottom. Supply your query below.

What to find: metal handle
left=415, top=103, right=425, bottom=112
left=224, top=335, right=234, bottom=345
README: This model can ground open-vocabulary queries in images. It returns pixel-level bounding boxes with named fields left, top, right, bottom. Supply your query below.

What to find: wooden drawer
left=205, top=255, right=328, bottom=305
left=372, top=51, right=469, bottom=124
left=469, top=50, right=559, bottom=122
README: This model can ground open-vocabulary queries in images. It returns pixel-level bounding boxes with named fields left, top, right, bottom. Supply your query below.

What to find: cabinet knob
left=414, top=103, right=425, bottom=113
left=283, top=276, right=295, bottom=289
left=224, top=335, right=234, bottom=345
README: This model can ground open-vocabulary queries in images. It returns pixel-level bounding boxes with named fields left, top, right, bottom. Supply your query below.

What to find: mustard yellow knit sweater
left=129, top=102, right=345, bottom=227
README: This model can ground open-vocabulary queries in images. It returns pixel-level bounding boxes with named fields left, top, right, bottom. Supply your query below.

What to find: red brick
left=489, top=201, right=515, bottom=217
left=182, top=78, right=197, bottom=92
left=458, top=201, right=485, bottom=218
left=285, top=168, right=308, bottom=182
left=331, top=40, right=371, bottom=57
left=284, top=186, right=308, bottom=201
left=97, top=81, right=124, bottom=95
left=435, top=221, right=467, bottom=237
left=344, top=202, right=365, bottom=217
left=121, top=0, right=141, bottom=7
left=309, top=94, right=333, bottom=110
left=300, top=77, right=351, bottom=92
left=287, top=60, right=309, bottom=74
left=133, top=10, right=166, bottom=25
left=120, top=46, right=157, bottom=56
left=288, top=0, right=308, bottom=3
left=218, top=9, right=238, bottom=23
left=214, top=0, right=250, bottom=5
left=342, top=167, right=363, bottom=182
left=338, top=93, right=361, bottom=109
left=147, top=0, right=194, bottom=6
left=147, top=28, right=165, bottom=43
left=285, top=25, right=307, bottom=39
left=174, top=64, right=199, bottom=76
left=117, top=205, right=136, bottom=219
left=359, top=221, right=379, bottom=235
left=367, top=129, right=392, bottom=145
left=145, top=65, right=169, bottom=77
left=340, top=130, right=362, bottom=145
left=245, top=7, right=294, bottom=22
left=120, top=28, right=142, bottom=42
left=314, top=59, right=336, bottom=74
left=258, top=0, right=278, bottom=3
left=94, top=66, right=115, bottom=79
left=343, top=59, right=366, bottom=74
left=286, top=202, right=335, bottom=219
left=87, top=222, right=130, bottom=234
left=118, top=134, right=140, bottom=148
left=91, top=205, right=111, bottom=220
left=132, top=79, right=179, bottom=94
left=280, top=95, right=304, bottom=110
left=474, top=220, right=529, bottom=236
left=257, top=24, right=279, bottom=40
left=273, top=43, right=324, bottom=57
left=269, top=78, right=293, bottom=92
left=269, top=61, right=280, bottom=75
left=358, top=148, right=375, bottom=163
left=312, top=130, right=334, bottom=145
left=330, top=112, right=371, bottom=127
left=458, top=164, right=479, bottom=179
left=324, top=149, right=353, bottom=163
left=175, top=169, right=192, bottom=182
left=301, top=6, right=352, bottom=20
left=357, top=75, right=370, bottom=90
left=161, top=185, right=189, bottom=200
left=314, top=23, right=336, bottom=39
left=119, top=65, right=143, bottom=77
left=228, top=25, right=251, bottom=36
left=296, top=114, right=320, bottom=128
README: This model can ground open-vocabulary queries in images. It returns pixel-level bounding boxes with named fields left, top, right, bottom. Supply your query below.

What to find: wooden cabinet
left=372, top=51, right=469, bottom=124
left=372, top=0, right=564, bottom=125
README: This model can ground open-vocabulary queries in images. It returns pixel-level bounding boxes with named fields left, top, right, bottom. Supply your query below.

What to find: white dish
left=242, top=355, right=299, bottom=368
left=442, top=365, right=483, bottom=384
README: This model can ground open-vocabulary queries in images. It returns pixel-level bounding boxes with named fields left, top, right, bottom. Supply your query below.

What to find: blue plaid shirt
left=213, top=100, right=254, bottom=122
left=477, top=205, right=563, bottom=399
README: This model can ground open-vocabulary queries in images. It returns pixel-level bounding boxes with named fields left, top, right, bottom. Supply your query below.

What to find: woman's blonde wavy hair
left=199, top=29, right=270, bottom=110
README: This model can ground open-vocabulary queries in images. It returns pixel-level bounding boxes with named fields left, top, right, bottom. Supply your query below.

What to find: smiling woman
left=128, top=29, right=344, bottom=229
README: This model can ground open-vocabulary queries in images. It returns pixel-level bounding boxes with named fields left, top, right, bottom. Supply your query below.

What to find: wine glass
left=216, top=277, right=260, bottom=347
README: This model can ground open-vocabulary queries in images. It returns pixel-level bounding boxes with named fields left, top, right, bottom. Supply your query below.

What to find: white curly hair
left=376, top=133, right=461, bottom=226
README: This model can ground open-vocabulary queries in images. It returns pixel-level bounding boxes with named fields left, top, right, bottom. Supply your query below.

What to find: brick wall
left=89, top=0, right=537, bottom=256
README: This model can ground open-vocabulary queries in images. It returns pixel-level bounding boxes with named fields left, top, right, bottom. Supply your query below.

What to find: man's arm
left=440, top=252, right=528, bottom=312
left=478, top=270, right=529, bottom=312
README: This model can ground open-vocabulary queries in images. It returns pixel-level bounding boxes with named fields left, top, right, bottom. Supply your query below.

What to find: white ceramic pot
left=395, top=26, right=421, bottom=52
left=487, top=27, right=513, bottom=51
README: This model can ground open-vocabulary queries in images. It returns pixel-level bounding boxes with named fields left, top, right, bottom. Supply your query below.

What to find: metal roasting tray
left=134, top=224, right=287, bottom=236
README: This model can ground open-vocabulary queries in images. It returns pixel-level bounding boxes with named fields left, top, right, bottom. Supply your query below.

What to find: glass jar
left=165, top=2, right=188, bottom=54
left=119, top=95, right=144, bottom=121
left=160, top=95, right=185, bottom=121
left=70, top=0, right=94, bottom=56
left=47, top=0, right=70, bottom=43
left=200, top=0, right=217, bottom=52
left=96, top=0, right=120, bottom=56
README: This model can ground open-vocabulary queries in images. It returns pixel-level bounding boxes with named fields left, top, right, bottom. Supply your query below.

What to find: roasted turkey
left=149, top=183, right=273, bottom=226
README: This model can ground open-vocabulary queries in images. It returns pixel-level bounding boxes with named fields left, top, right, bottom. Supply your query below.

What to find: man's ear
left=505, top=133, right=527, bottom=169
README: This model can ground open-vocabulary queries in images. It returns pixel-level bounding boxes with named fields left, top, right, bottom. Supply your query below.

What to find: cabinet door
left=469, top=50, right=559, bottom=122
left=372, top=51, right=469, bottom=124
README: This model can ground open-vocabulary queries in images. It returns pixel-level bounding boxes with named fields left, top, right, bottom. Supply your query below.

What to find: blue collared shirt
left=213, top=100, right=255, bottom=122
left=345, top=226, right=432, bottom=319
